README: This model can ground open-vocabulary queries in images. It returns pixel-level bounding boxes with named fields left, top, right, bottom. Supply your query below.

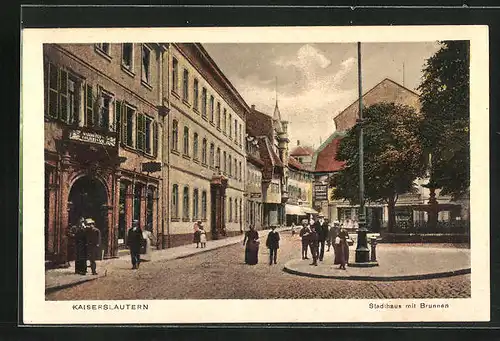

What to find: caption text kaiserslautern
left=72, top=304, right=149, bottom=311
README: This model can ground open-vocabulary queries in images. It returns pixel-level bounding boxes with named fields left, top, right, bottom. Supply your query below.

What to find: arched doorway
left=67, top=176, right=108, bottom=260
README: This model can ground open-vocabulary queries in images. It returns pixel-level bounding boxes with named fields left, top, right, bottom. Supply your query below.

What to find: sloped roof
left=290, top=145, right=315, bottom=157
left=288, top=156, right=304, bottom=170
left=312, top=131, right=347, bottom=173
left=247, top=108, right=273, bottom=140
left=333, top=78, right=421, bottom=132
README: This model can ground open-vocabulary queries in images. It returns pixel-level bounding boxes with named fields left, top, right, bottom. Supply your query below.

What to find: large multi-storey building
left=44, top=43, right=166, bottom=264
left=313, top=78, right=466, bottom=232
left=166, top=44, right=249, bottom=245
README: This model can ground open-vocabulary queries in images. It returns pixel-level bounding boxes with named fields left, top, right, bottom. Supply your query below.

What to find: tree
left=418, top=40, right=470, bottom=199
left=331, top=102, right=427, bottom=232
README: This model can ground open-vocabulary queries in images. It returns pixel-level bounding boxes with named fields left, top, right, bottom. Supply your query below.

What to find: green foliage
left=330, top=102, right=427, bottom=206
left=417, top=40, right=470, bottom=199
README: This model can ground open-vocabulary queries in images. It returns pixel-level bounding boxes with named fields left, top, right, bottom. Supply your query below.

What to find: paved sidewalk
left=283, top=244, right=470, bottom=281
left=46, top=227, right=290, bottom=293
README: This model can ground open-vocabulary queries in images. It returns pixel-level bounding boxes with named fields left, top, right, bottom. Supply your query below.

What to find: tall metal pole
left=355, top=42, right=370, bottom=263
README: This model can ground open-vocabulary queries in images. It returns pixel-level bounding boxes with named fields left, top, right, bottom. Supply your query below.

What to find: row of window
left=247, top=169, right=262, bottom=185
left=288, top=185, right=307, bottom=201
left=95, top=43, right=153, bottom=86
left=171, top=120, right=243, bottom=181
left=45, top=63, right=159, bottom=157
left=171, top=57, right=244, bottom=149
left=170, top=184, right=242, bottom=223
left=171, top=185, right=207, bottom=221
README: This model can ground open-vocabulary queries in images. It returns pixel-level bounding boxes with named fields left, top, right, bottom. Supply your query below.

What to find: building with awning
left=285, top=203, right=318, bottom=224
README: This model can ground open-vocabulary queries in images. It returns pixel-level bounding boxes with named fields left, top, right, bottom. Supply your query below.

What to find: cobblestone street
left=46, top=233, right=470, bottom=300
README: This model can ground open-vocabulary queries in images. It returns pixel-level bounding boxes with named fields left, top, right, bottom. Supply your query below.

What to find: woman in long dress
left=243, top=225, right=260, bottom=265
left=141, top=228, right=153, bottom=262
left=334, top=227, right=349, bottom=270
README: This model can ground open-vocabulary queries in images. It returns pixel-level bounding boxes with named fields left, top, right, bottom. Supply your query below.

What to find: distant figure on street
left=266, top=226, right=280, bottom=265
left=309, top=224, right=319, bottom=266
left=299, top=219, right=311, bottom=260
left=84, top=218, right=101, bottom=275
left=199, top=224, right=207, bottom=248
left=334, top=227, right=349, bottom=270
left=193, top=220, right=202, bottom=248
left=290, top=222, right=296, bottom=236
left=141, top=227, right=153, bottom=262
left=314, top=214, right=328, bottom=261
left=127, top=220, right=143, bottom=270
left=243, top=225, right=260, bottom=265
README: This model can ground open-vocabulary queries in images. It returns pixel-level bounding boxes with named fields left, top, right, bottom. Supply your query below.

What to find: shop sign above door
left=68, top=129, right=116, bottom=147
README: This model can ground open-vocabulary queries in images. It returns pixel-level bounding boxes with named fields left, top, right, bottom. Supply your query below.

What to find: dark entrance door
left=68, top=176, right=108, bottom=260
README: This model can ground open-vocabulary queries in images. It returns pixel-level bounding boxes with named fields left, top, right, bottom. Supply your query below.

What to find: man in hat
left=84, top=218, right=101, bottom=275
left=313, top=214, right=329, bottom=261
left=127, top=220, right=143, bottom=269
left=299, top=219, right=311, bottom=260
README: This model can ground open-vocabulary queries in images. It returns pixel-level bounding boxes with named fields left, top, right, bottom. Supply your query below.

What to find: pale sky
left=203, top=42, right=441, bottom=149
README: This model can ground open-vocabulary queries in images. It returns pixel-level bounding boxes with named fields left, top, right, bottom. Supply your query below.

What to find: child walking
left=199, top=224, right=207, bottom=248
left=265, top=226, right=280, bottom=265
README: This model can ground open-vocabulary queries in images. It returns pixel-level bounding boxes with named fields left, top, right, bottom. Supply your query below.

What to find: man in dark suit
left=84, top=218, right=101, bottom=275
left=314, top=214, right=329, bottom=261
left=265, top=226, right=280, bottom=265
left=309, top=224, right=319, bottom=266
left=127, top=220, right=143, bottom=270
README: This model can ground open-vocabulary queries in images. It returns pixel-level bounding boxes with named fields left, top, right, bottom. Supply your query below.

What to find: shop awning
left=285, top=204, right=318, bottom=216
left=301, top=206, right=319, bottom=214
left=285, top=204, right=304, bottom=215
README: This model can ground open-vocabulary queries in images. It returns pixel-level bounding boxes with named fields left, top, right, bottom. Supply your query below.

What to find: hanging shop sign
left=314, top=184, right=328, bottom=201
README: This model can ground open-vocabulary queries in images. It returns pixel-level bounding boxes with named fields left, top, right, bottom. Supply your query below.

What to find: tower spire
left=275, top=76, right=278, bottom=106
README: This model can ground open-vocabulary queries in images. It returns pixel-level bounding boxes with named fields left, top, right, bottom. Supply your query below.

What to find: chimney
left=297, top=140, right=300, bottom=146
left=251, top=104, right=255, bottom=110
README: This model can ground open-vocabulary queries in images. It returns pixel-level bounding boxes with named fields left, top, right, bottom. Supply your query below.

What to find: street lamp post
left=355, top=41, right=370, bottom=263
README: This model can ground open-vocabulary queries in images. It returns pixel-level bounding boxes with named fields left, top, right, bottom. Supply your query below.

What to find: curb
left=45, top=272, right=106, bottom=294
left=282, top=263, right=471, bottom=281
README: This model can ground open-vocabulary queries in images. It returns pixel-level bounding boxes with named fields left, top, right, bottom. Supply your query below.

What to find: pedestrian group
left=69, top=217, right=101, bottom=275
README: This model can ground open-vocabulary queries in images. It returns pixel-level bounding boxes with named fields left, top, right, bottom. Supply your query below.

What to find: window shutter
left=115, top=100, right=122, bottom=138
left=136, top=114, right=140, bottom=151
left=85, top=83, right=94, bottom=126
left=121, top=105, right=127, bottom=145
left=153, top=121, right=158, bottom=157
left=59, top=68, right=68, bottom=122
left=47, top=63, right=59, bottom=119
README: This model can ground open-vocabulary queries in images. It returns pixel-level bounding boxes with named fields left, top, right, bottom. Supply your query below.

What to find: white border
left=22, top=25, right=490, bottom=324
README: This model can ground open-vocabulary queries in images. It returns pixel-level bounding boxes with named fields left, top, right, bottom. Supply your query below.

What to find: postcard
left=21, top=25, right=489, bottom=324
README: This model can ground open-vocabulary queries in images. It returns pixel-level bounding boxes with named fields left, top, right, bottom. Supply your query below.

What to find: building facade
left=246, top=103, right=289, bottom=228
left=245, top=135, right=264, bottom=230
left=44, top=43, right=166, bottom=264
left=285, top=156, right=315, bottom=225
left=166, top=43, right=249, bottom=246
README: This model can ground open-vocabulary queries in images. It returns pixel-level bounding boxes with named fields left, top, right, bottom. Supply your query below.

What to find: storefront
left=45, top=126, right=121, bottom=264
